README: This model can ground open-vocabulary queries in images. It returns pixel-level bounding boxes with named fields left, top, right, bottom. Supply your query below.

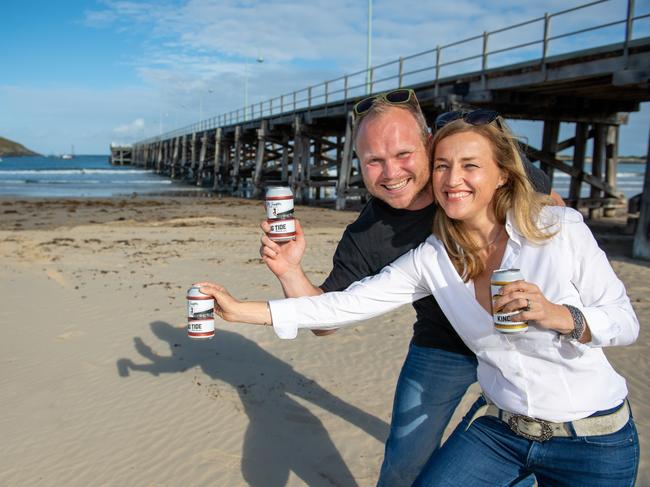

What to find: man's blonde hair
left=352, top=97, right=429, bottom=151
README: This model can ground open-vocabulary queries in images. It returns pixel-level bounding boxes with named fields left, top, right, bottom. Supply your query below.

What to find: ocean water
left=0, top=155, right=644, bottom=200
left=548, top=162, right=645, bottom=200
left=0, top=155, right=208, bottom=198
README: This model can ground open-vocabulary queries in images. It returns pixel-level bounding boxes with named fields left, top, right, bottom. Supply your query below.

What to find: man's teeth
left=384, top=179, right=408, bottom=190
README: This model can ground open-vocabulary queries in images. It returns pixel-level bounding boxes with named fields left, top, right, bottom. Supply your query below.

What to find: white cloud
left=87, top=0, right=638, bottom=99
left=113, top=118, right=146, bottom=135
left=5, top=0, right=646, bottom=154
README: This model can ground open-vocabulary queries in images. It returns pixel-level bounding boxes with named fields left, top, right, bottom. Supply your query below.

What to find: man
left=260, top=89, right=556, bottom=486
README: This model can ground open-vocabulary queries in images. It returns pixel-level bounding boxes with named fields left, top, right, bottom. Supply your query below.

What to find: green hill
left=0, top=136, right=40, bottom=157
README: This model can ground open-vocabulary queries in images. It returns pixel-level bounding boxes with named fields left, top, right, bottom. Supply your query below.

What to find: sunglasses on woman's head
left=434, top=109, right=500, bottom=131
left=353, top=89, right=418, bottom=118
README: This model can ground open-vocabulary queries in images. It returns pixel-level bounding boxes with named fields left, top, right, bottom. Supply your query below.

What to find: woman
left=198, top=111, right=639, bottom=486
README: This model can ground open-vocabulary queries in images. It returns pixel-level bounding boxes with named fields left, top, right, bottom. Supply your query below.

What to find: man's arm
left=521, top=153, right=565, bottom=206
left=261, top=214, right=376, bottom=336
left=260, top=219, right=323, bottom=298
left=522, top=154, right=551, bottom=194
left=261, top=218, right=334, bottom=335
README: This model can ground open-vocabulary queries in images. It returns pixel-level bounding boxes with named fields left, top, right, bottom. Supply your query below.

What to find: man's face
left=355, top=107, right=433, bottom=211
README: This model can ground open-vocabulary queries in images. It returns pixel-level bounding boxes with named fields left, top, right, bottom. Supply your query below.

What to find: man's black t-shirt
left=320, top=162, right=551, bottom=355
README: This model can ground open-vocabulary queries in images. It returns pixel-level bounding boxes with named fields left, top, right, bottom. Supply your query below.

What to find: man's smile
left=382, top=178, right=410, bottom=191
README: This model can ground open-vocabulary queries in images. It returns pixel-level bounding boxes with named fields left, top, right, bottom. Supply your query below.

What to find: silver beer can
left=490, top=268, right=528, bottom=334
left=265, top=186, right=296, bottom=242
left=187, top=286, right=215, bottom=339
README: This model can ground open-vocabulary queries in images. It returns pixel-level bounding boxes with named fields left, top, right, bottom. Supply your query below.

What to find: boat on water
left=61, top=145, right=75, bottom=160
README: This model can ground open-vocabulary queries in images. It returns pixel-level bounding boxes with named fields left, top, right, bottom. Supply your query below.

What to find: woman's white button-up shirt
left=268, top=207, right=639, bottom=422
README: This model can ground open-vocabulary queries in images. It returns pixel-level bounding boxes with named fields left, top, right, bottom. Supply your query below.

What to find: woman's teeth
left=447, top=191, right=471, bottom=200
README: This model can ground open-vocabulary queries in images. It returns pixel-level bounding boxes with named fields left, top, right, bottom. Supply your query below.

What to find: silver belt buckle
left=507, top=414, right=553, bottom=442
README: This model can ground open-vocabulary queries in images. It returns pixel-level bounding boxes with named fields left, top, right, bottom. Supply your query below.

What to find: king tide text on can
left=187, top=286, right=215, bottom=339
left=490, top=268, right=528, bottom=334
left=266, top=186, right=296, bottom=242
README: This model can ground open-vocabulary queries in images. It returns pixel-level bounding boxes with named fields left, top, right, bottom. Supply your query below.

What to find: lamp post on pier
left=174, top=104, right=188, bottom=129
left=365, top=0, right=372, bottom=95
left=199, top=88, right=214, bottom=123
left=244, top=54, right=264, bottom=121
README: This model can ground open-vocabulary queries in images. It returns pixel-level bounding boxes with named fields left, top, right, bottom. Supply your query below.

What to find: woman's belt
left=466, top=398, right=630, bottom=442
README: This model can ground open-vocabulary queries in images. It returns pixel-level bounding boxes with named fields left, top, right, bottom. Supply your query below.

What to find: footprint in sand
left=56, top=330, right=85, bottom=341
left=196, top=449, right=241, bottom=468
left=45, top=269, right=68, bottom=287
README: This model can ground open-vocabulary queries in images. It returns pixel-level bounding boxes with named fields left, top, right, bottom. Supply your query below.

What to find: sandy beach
left=0, top=196, right=647, bottom=486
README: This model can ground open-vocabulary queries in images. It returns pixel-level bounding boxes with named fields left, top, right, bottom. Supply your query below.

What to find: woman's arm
left=269, top=251, right=430, bottom=338
left=197, top=282, right=272, bottom=326
left=495, top=210, right=639, bottom=347
left=199, top=243, right=431, bottom=339
left=494, top=280, right=592, bottom=343
left=565, top=215, right=639, bottom=347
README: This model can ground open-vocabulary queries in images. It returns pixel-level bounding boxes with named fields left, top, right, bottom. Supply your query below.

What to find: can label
left=187, top=287, right=215, bottom=339
left=266, top=197, right=294, bottom=220
left=266, top=187, right=295, bottom=241
left=187, top=319, right=215, bottom=338
left=490, top=269, right=528, bottom=334
left=268, top=218, right=296, bottom=241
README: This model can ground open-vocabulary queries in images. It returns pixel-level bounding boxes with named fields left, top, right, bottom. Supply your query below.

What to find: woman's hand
left=195, top=282, right=273, bottom=326
left=493, top=280, right=575, bottom=335
left=196, top=282, right=242, bottom=322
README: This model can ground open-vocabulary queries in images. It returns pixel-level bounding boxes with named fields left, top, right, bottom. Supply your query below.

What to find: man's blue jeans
left=376, top=345, right=478, bottom=486
left=413, top=396, right=640, bottom=486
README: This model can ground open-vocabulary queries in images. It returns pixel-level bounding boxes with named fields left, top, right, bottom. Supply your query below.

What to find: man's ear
left=426, top=132, right=434, bottom=151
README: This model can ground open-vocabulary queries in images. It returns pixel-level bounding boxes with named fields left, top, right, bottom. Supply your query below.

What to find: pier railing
left=139, top=0, right=648, bottom=144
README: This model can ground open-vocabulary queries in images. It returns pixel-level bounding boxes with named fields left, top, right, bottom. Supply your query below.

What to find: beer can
left=490, top=268, right=528, bottom=334
left=187, top=286, right=215, bottom=339
left=266, top=186, right=296, bottom=242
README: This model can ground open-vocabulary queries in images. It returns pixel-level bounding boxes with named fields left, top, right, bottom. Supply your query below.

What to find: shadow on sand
left=117, top=321, right=388, bottom=487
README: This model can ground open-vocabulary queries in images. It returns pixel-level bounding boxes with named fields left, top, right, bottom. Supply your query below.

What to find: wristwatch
left=562, top=304, right=586, bottom=341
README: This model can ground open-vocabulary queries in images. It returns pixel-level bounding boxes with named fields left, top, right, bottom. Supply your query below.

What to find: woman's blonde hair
left=430, top=117, right=555, bottom=281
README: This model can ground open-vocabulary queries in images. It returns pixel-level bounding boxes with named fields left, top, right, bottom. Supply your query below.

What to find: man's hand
left=549, top=190, right=565, bottom=207
left=260, top=218, right=339, bottom=337
left=260, top=218, right=306, bottom=278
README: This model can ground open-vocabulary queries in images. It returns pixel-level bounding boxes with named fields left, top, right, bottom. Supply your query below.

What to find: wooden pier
left=110, top=145, right=132, bottom=166
left=121, top=0, right=650, bottom=256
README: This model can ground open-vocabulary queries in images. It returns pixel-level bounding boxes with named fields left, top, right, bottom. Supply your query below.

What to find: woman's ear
left=497, top=169, right=508, bottom=189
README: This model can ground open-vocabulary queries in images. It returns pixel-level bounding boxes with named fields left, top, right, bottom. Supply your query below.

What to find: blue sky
left=1, top=0, right=648, bottom=155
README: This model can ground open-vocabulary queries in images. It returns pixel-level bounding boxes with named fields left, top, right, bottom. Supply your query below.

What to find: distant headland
left=0, top=136, right=40, bottom=157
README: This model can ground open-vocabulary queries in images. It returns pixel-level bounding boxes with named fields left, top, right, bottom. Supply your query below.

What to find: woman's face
left=432, top=131, right=507, bottom=225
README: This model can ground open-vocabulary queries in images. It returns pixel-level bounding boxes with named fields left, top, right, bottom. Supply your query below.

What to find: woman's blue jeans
left=413, top=396, right=640, bottom=487
left=376, top=345, right=479, bottom=486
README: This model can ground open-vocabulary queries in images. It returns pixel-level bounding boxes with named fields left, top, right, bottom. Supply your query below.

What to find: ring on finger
left=524, top=298, right=531, bottom=312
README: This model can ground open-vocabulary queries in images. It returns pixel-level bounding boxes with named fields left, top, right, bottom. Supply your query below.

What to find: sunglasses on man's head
left=434, top=109, right=500, bottom=131
left=353, top=89, right=418, bottom=117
